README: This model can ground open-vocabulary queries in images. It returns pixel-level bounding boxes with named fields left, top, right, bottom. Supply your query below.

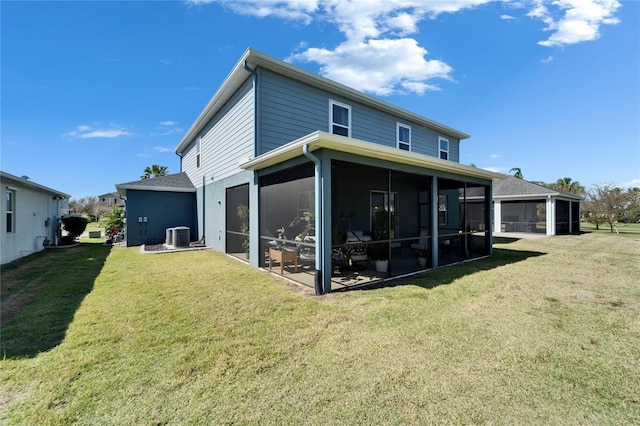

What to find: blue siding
left=125, top=190, right=197, bottom=247
left=182, top=78, right=255, bottom=188
left=257, top=68, right=460, bottom=161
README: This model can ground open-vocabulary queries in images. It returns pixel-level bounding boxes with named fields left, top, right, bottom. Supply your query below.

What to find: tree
left=100, top=207, right=125, bottom=237
left=583, top=184, right=631, bottom=232
left=141, top=165, right=168, bottom=179
left=68, top=196, right=111, bottom=222
left=509, top=167, right=523, bottom=179
left=548, top=177, right=585, bottom=196
left=61, top=215, right=88, bottom=244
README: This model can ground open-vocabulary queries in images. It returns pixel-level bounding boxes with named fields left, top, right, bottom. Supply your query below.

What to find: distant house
left=97, top=192, right=125, bottom=208
left=167, top=48, right=503, bottom=294
left=1, top=171, right=69, bottom=264
left=115, top=173, right=197, bottom=247
left=493, top=177, right=582, bottom=236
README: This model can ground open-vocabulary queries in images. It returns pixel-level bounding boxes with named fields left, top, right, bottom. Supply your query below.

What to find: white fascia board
left=115, top=184, right=196, bottom=194
left=239, top=131, right=504, bottom=182
left=1, top=171, right=70, bottom=198
left=495, top=193, right=583, bottom=201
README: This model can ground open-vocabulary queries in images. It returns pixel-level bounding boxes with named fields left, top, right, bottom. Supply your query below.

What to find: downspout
left=302, top=144, right=324, bottom=296
left=201, top=174, right=206, bottom=245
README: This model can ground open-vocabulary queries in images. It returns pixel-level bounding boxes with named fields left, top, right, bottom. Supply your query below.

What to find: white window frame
left=439, top=136, right=449, bottom=160
left=329, top=99, right=351, bottom=137
left=396, top=122, right=411, bottom=151
left=6, top=189, right=15, bottom=233
left=196, top=137, right=201, bottom=169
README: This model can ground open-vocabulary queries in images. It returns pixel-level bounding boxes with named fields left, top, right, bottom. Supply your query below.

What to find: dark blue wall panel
left=125, top=190, right=197, bottom=247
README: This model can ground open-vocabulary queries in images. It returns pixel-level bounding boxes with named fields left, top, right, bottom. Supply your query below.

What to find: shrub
left=100, top=207, right=124, bottom=237
left=62, top=215, right=88, bottom=242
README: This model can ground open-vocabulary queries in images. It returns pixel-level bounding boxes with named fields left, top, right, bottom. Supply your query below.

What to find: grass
left=581, top=221, right=640, bottom=238
left=1, top=233, right=639, bottom=424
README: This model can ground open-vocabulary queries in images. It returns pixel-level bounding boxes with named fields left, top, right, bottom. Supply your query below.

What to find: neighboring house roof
left=115, top=172, right=196, bottom=197
left=239, top=131, right=504, bottom=182
left=1, top=171, right=70, bottom=198
left=98, top=192, right=120, bottom=199
left=175, top=48, right=470, bottom=154
left=493, top=176, right=583, bottom=200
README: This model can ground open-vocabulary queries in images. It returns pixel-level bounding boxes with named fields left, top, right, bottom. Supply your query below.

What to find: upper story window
left=330, top=99, right=351, bottom=137
left=439, top=137, right=449, bottom=160
left=6, top=190, right=15, bottom=233
left=397, top=123, right=411, bottom=151
left=196, top=137, right=201, bottom=168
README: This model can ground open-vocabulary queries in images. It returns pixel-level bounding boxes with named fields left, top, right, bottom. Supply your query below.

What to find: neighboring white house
left=493, top=177, right=582, bottom=236
left=1, top=171, right=70, bottom=264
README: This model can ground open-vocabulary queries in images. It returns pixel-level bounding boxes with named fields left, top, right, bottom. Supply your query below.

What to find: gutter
left=302, top=144, right=324, bottom=296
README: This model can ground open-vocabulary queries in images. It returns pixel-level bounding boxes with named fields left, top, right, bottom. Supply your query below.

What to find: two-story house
left=127, top=48, right=503, bottom=294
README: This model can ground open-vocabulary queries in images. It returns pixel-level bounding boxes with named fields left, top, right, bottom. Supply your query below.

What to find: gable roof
left=115, top=172, right=196, bottom=196
left=175, top=48, right=470, bottom=154
left=1, top=171, right=70, bottom=198
left=493, top=176, right=582, bottom=200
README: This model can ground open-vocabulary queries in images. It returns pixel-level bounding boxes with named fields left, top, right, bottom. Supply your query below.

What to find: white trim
left=438, top=136, right=449, bottom=161
left=396, top=122, right=411, bottom=151
left=196, top=137, right=201, bottom=169
left=239, top=131, right=505, bottom=182
left=5, top=189, right=15, bottom=233
left=329, top=99, right=351, bottom=138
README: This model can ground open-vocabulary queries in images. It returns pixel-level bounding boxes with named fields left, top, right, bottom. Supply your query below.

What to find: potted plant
left=417, top=248, right=428, bottom=268
left=370, top=209, right=390, bottom=273
left=237, top=204, right=249, bottom=258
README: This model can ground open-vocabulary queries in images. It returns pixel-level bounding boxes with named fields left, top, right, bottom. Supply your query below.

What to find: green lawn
left=1, top=232, right=639, bottom=424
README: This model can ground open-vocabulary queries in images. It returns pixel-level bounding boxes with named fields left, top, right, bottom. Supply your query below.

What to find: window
left=196, top=138, right=201, bottom=168
left=6, top=190, right=14, bottom=233
left=439, top=137, right=449, bottom=160
left=397, top=123, right=411, bottom=151
left=438, top=195, right=447, bottom=225
left=330, top=99, right=351, bottom=137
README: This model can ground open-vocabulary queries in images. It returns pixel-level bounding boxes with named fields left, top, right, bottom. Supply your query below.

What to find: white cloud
left=482, top=166, right=506, bottom=173
left=201, top=0, right=623, bottom=94
left=212, top=0, right=495, bottom=95
left=620, top=178, right=640, bottom=189
left=153, top=146, right=172, bottom=153
left=490, top=154, right=501, bottom=159
left=64, top=124, right=131, bottom=139
left=219, top=0, right=320, bottom=24
left=541, top=55, right=554, bottom=63
left=528, top=0, right=621, bottom=47
left=155, top=121, right=183, bottom=136
left=289, top=38, right=451, bottom=95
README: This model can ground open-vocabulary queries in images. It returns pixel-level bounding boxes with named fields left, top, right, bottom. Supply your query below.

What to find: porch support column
left=547, top=196, right=555, bottom=236
left=431, top=176, right=439, bottom=269
left=487, top=183, right=493, bottom=255
left=321, top=154, right=333, bottom=294
left=494, top=200, right=502, bottom=234
left=249, top=173, right=261, bottom=267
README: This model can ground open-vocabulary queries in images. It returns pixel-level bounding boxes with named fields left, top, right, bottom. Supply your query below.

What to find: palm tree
left=550, top=177, right=585, bottom=196
left=141, top=165, right=168, bottom=180
left=509, top=167, right=523, bottom=179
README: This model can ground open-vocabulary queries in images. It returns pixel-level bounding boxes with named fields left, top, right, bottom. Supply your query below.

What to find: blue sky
left=2, top=0, right=638, bottom=200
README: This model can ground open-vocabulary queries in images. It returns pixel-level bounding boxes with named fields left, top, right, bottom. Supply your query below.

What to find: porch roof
left=239, top=131, right=505, bottom=182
